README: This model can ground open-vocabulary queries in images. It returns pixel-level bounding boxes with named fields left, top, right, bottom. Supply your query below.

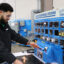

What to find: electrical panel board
left=34, top=9, right=64, bottom=64
left=18, top=20, right=31, bottom=37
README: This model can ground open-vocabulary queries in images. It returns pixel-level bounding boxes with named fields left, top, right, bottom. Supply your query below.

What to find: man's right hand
left=13, top=59, right=23, bottom=64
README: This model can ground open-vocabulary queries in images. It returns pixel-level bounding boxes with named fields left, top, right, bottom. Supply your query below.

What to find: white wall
left=0, top=0, right=38, bottom=20
left=53, top=0, right=64, bottom=9
left=16, top=0, right=38, bottom=19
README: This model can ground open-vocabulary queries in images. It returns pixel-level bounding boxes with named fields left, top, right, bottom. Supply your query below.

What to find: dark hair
left=0, top=3, right=13, bottom=12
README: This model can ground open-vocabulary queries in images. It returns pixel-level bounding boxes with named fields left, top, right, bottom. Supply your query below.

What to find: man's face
left=1, top=11, right=12, bottom=22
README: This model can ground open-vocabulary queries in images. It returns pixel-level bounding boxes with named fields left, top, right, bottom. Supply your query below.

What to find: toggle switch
left=42, top=36, right=46, bottom=40
left=47, top=37, right=50, bottom=41
left=51, top=38, right=55, bottom=42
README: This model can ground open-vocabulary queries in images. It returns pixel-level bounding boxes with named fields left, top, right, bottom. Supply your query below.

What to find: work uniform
left=0, top=20, right=28, bottom=64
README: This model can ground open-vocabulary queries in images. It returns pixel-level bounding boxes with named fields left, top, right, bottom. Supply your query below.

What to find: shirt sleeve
left=10, top=27, right=28, bottom=45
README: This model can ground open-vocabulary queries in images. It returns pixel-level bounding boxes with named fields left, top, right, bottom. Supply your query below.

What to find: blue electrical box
left=34, top=9, right=64, bottom=64
left=18, top=19, right=31, bottom=37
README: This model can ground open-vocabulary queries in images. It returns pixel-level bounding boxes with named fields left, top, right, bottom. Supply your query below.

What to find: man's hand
left=30, top=42, right=39, bottom=48
left=13, top=59, right=23, bottom=64
left=27, top=42, right=39, bottom=48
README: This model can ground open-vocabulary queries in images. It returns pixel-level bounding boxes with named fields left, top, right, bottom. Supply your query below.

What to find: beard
left=0, top=16, right=8, bottom=24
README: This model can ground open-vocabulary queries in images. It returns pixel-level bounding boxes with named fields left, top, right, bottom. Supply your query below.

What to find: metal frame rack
left=34, top=9, right=64, bottom=64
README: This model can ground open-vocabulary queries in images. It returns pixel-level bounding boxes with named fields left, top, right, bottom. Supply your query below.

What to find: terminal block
left=37, top=23, right=41, bottom=26
left=41, top=22, right=44, bottom=27
left=49, top=22, right=53, bottom=27
left=38, top=29, right=40, bottom=33
left=35, top=23, right=41, bottom=27
left=35, top=29, right=37, bottom=32
left=59, top=30, right=64, bottom=37
left=41, top=29, right=44, bottom=33
left=35, top=35, right=41, bottom=38
left=45, top=29, right=48, bottom=34
left=54, top=22, right=59, bottom=27
left=55, top=30, right=59, bottom=36
left=61, top=21, right=64, bottom=28
left=55, top=39, right=58, bottom=44
left=60, top=40, right=64, bottom=46
left=49, top=30, right=53, bottom=35
left=44, top=22, right=48, bottom=27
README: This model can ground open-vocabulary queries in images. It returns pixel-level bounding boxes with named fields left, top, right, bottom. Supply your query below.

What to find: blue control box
left=34, top=9, right=64, bottom=64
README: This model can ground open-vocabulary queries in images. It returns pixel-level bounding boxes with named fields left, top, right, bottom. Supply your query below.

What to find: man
left=0, top=3, right=39, bottom=64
